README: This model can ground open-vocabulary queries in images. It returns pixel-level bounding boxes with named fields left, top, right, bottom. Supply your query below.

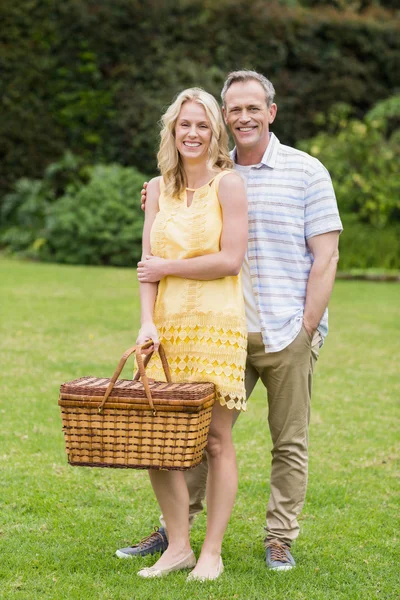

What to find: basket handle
left=133, top=343, right=172, bottom=383
left=98, top=341, right=172, bottom=414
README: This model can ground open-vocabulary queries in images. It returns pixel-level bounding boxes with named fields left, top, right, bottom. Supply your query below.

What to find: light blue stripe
left=248, top=247, right=309, bottom=259
left=247, top=228, right=305, bottom=240
left=306, top=204, right=339, bottom=218
left=247, top=192, right=305, bottom=203
left=249, top=210, right=305, bottom=220
left=305, top=188, right=335, bottom=202
left=255, top=284, right=308, bottom=292
left=250, top=260, right=310, bottom=271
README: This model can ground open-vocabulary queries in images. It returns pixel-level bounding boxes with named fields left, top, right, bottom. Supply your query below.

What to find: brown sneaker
left=115, top=527, right=168, bottom=558
left=265, top=539, right=296, bottom=570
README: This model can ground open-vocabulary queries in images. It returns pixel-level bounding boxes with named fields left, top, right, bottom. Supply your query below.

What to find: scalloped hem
left=218, top=392, right=247, bottom=412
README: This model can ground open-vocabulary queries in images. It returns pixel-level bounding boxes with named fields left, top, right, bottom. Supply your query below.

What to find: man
left=117, top=70, right=342, bottom=570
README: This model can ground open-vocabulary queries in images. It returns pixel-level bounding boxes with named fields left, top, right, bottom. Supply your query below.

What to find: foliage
left=1, top=0, right=399, bottom=199
left=299, top=96, right=400, bottom=228
left=1, top=178, right=51, bottom=251
left=339, top=214, right=400, bottom=270
left=0, top=152, right=89, bottom=251
left=300, top=0, right=399, bottom=10
left=1, top=157, right=147, bottom=266
left=42, top=164, right=145, bottom=266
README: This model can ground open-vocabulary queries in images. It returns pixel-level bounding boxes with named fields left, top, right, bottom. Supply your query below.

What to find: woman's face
left=175, top=101, right=213, bottom=162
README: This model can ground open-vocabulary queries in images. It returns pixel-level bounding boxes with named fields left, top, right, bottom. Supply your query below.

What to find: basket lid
left=60, top=376, right=215, bottom=401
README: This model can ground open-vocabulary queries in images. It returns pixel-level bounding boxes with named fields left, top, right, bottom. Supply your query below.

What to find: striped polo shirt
left=231, top=133, right=343, bottom=353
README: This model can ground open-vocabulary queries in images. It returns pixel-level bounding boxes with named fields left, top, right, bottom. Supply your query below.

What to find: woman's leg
left=190, top=402, right=238, bottom=577
left=146, top=470, right=192, bottom=568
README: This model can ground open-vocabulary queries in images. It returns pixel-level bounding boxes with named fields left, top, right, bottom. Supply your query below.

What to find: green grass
left=1, top=258, right=399, bottom=600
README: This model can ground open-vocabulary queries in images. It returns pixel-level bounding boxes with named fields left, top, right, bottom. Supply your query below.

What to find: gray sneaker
left=115, top=527, right=168, bottom=558
left=265, top=539, right=296, bottom=570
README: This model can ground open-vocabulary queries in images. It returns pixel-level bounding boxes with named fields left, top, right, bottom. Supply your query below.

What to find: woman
left=136, top=88, right=247, bottom=581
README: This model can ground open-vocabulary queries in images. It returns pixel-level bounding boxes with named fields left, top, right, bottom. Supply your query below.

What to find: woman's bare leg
left=146, top=470, right=192, bottom=568
left=189, top=402, right=238, bottom=577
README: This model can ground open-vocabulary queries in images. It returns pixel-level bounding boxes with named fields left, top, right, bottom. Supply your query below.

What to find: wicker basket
left=58, top=342, right=215, bottom=470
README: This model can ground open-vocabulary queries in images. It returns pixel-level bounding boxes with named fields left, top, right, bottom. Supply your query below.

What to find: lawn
left=1, top=258, right=399, bottom=600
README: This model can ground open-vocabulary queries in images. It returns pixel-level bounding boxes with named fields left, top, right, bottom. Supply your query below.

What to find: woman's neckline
left=185, top=171, right=222, bottom=192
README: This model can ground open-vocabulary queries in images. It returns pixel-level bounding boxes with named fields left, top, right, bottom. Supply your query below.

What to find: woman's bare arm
left=137, top=177, right=161, bottom=349
left=137, top=173, right=248, bottom=282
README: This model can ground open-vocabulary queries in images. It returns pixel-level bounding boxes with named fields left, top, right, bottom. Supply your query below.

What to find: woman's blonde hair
left=157, top=88, right=233, bottom=198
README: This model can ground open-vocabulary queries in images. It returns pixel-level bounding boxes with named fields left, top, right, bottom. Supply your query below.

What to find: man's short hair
left=221, top=70, right=276, bottom=107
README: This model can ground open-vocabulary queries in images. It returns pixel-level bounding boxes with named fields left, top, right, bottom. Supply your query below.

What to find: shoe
left=115, top=527, right=168, bottom=558
left=137, top=550, right=196, bottom=578
left=186, top=557, right=224, bottom=581
left=265, top=539, right=296, bottom=570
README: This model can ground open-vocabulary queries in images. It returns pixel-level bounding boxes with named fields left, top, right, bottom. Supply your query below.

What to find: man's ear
left=269, top=103, right=277, bottom=124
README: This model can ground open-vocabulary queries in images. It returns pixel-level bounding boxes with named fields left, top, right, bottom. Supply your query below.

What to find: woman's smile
left=175, top=101, right=212, bottom=160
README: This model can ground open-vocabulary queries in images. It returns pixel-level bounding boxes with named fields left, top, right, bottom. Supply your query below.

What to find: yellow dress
left=147, top=170, right=247, bottom=411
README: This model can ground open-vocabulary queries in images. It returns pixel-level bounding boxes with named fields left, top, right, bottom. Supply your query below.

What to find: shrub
left=1, top=159, right=148, bottom=266
left=1, top=178, right=51, bottom=251
left=339, top=214, right=400, bottom=270
left=0, top=152, right=90, bottom=251
left=298, top=96, right=400, bottom=228
left=41, top=164, right=146, bottom=266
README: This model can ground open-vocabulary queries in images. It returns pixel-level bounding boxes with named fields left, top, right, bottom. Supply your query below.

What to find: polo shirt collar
left=230, top=133, right=280, bottom=169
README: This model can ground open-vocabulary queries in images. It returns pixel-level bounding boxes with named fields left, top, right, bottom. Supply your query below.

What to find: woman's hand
left=136, top=321, right=160, bottom=353
left=137, top=255, right=168, bottom=283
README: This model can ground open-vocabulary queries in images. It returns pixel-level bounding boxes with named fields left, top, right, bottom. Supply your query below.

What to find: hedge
left=1, top=158, right=147, bottom=267
left=1, top=0, right=399, bottom=200
left=338, top=214, right=400, bottom=271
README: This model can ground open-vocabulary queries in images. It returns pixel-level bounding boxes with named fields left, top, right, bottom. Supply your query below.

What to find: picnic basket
left=58, top=342, right=215, bottom=470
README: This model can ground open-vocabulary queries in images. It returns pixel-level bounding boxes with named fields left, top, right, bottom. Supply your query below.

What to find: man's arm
left=141, top=182, right=148, bottom=211
left=137, top=173, right=248, bottom=282
left=302, top=231, right=340, bottom=337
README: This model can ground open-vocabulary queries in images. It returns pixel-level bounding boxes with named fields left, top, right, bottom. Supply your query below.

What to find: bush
left=42, top=164, right=145, bottom=266
left=1, top=178, right=51, bottom=251
left=298, top=96, right=400, bottom=228
left=1, top=159, right=147, bottom=266
left=0, top=152, right=90, bottom=250
left=339, top=214, right=400, bottom=270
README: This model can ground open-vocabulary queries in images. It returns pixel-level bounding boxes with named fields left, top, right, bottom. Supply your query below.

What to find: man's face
left=223, top=80, right=277, bottom=153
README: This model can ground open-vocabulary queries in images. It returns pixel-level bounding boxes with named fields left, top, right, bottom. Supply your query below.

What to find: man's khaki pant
left=160, top=325, right=321, bottom=546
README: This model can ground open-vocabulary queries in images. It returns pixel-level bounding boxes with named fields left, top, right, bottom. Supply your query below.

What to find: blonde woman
left=135, top=88, right=247, bottom=581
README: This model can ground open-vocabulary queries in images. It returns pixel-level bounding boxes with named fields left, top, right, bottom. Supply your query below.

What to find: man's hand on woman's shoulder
left=141, top=181, right=148, bottom=211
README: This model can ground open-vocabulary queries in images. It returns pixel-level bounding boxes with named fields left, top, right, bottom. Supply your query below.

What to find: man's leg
left=246, top=329, right=320, bottom=569
left=262, top=327, right=319, bottom=545
left=185, top=458, right=209, bottom=527
left=244, top=347, right=261, bottom=402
